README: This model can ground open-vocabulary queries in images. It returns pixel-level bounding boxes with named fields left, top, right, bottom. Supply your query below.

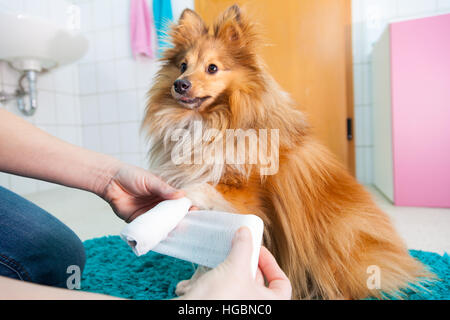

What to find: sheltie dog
left=142, top=5, right=430, bottom=299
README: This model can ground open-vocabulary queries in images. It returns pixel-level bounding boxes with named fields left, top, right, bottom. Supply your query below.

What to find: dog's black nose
left=173, top=79, right=191, bottom=94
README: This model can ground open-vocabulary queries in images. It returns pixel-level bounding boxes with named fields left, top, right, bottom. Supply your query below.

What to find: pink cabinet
left=372, top=14, right=450, bottom=208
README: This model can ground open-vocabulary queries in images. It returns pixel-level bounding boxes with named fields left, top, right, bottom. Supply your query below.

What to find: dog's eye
left=207, top=64, right=218, bottom=74
left=180, top=63, right=187, bottom=73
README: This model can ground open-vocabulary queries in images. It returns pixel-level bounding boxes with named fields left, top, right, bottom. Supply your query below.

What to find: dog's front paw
left=175, top=279, right=192, bottom=296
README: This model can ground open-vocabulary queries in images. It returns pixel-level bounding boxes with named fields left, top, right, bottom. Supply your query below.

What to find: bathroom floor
left=24, top=185, right=450, bottom=255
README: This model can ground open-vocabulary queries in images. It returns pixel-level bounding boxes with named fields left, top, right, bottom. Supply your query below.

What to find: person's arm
left=0, top=109, right=184, bottom=222
left=0, top=109, right=118, bottom=195
left=0, top=228, right=291, bottom=300
left=0, top=276, right=123, bottom=300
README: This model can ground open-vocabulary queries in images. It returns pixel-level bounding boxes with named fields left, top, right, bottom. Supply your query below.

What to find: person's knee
left=31, top=227, right=86, bottom=288
left=0, top=187, right=86, bottom=288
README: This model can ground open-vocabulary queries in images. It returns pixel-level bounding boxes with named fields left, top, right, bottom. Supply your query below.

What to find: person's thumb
left=224, top=227, right=254, bottom=272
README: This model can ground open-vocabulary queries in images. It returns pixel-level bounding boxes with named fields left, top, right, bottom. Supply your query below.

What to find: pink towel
left=130, top=0, right=154, bottom=59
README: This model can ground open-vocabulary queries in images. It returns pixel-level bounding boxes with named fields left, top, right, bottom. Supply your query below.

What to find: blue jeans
left=0, top=186, right=85, bottom=288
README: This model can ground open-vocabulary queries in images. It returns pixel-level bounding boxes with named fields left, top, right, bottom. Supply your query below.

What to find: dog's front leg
left=175, top=265, right=210, bottom=296
left=174, top=184, right=235, bottom=297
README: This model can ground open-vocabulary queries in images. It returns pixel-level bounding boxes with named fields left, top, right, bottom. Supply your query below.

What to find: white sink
left=0, top=12, right=88, bottom=71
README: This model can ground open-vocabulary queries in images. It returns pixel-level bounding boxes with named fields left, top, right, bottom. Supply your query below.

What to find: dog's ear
left=214, top=4, right=260, bottom=51
left=214, top=4, right=243, bottom=44
left=171, top=9, right=207, bottom=46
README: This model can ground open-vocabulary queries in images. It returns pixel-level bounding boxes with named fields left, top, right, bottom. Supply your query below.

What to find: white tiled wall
left=76, top=0, right=194, bottom=169
left=77, top=0, right=159, bottom=169
left=0, top=0, right=82, bottom=194
left=0, top=0, right=78, bottom=28
left=0, top=0, right=194, bottom=196
left=352, top=0, right=450, bottom=184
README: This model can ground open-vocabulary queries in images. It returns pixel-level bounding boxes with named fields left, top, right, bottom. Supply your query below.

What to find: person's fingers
left=255, top=267, right=265, bottom=286
left=224, top=227, right=254, bottom=272
left=145, top=174, right=184, bottom=199
left=258, top=246, right=292, bottom=298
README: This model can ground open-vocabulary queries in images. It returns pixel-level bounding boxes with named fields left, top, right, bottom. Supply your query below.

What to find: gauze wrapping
left=120, top=197, right=192, bottom=256
left=120, top=198, right=264, bottom=278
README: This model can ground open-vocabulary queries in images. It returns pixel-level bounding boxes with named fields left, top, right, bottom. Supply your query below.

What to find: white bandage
left=120, top=197, right=192, bottom=256
left=120, top=198, right=264, bottom=278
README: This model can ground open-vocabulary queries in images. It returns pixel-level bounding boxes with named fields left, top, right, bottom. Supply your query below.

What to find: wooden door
left=195, top=0, right=355, bottom=174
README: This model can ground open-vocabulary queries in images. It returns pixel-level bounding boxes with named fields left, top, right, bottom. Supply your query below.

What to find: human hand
left=101, top=163, right=185, bottom=223
left=180, top=227, right=292, bottom=300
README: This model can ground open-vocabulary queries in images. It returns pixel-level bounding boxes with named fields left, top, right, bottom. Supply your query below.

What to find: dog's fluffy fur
left=143, top=5, right=430, bottom=299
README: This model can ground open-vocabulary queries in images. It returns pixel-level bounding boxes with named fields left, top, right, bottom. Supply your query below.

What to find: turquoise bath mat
left=80, top=236, right=449, bottom=300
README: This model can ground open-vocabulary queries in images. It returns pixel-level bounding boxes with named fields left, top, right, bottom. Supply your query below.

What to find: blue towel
left=152, top=0, right=174, bottom=56
left=80, top=236, right=450, bottom=300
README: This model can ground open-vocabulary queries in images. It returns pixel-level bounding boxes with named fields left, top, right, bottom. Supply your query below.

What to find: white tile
left=115, top=59, right=137, bottom=90
left=352, top=20, right=365, bottom=64
left=355, top=107, right=364, bottom=147
left=55, top=94, right=76, bottom=125
left=0, top=64, right=3, bottom=92
left=95, top=29, right=115, bottom=61
left=356, top=146, right=367, bottom=184
left=0, top=0, right=17, bottom=12
left=137, top=88, right=149, bottom=119
left=72, top=96, right=82, bottom=126
left=1, top=85, right=28, bottom=119
left=119, top=122, right=141, bottom=153
left=100, top=124, right=121, bottom=154
left=22, top=0, right=46, bottom=19
left=139, top=139, right=150, bottom=155
left=113, top=26, right=132, bottom=59
left=117, top=90, right=139, bottom=121
left=80, top=95, right=99, bottom=125
left=362, top=63, right=372, bottom=105
left=37, top=70, right=55, bottom=91
left=136, top=59, right=159, bottom=89
left=364, top=20, right=389, bottom=61
left=57, top=126, right=81, bottom=146
left=82, top=126, right=102, bottom=152
left=79, top=0, right=93, bottom=32
left=53, top=65, right=75, bottom=94
left=96, top=60, right=116, bottom=93
left=10, top=175, right=38, bottom=195
left=364, top=106, right=374, bottom=147
left=365, top=147, right=374, bottom=184
left=72, top=67, right=80, bottom=96
left=98, top=93, right=119, bottom=124
left=121, top=153, right=142, bottom=168
left=35, top=91, right=56, bottom=125
left=39, top=124, right=58, bottom=138
left=397, top=0, right=437, bottom=17
left=356, top=146, right=374, bottom=185
left=438, top=0, right=450, bottom=10
left=352, top=0, right=365, bottom=24
left=0, top=61, right=20, bottom=86
left=78, top=63, right=97, bottom=94
left=93, top=0, right=112, bottom=30
left=111, top=0, right=130, bottom=26
left=172, top=0, right=195, bottom=22
left=49, top=0, right=72, bottom=27
left=355, top=106, right=373, bottom=147
left=80, top=32, right=96, bottom=63
left=363, top=0, right=398, bottom=21
left=353, top=64, right=364, bottom=106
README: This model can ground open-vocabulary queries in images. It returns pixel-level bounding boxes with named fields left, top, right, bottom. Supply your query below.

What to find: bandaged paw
left=120, top=197, right=192, bottom=256
left=120, top=198, right=264, bottom=278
